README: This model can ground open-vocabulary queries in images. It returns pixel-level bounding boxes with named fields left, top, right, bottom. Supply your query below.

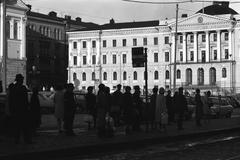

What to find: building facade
left=0, top=0, right=28, bottom=90
left=26, top=7, right=98, bottom=90
left=67, top=3, right=240, bottom=95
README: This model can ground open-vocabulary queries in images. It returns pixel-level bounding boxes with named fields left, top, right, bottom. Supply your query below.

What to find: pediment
left=6, top=0, right=29, bottom=10
left=169, top=13, right=233, bottom=27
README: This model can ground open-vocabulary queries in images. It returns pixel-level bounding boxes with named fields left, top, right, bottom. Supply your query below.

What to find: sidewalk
left=1, top=115, right=240, bottom=160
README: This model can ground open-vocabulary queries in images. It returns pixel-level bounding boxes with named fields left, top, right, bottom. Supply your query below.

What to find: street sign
left=132, top=47, right=145, bottom=67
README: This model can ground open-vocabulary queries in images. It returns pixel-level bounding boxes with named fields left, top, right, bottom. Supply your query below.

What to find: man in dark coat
left=111, top=84, right=123, bottom=127
left=195, top=88, right=203, bottom=126
left=85, top=86, right=97, bottom=129
left=64, top=83, right=77, bottom=136
left=122, top=86, right=133, bottom=134
left=146, top=87, right=158, bottom=131
left=9, top=74, right=32, bottom=144
left=175, top=87, right=188, bottom=130
left=166, top=90, right=174, bottom=124
left=96, top=84, right=107, bottom=137
left=30, top=87, right=41, bottom=135
left=132, top=85, right=143, bottom=131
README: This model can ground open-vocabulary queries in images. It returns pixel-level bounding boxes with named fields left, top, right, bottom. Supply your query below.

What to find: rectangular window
left=202, top=34, right=206, bottom=42
left=103, top=55, right=107, bottom=64
left=143, top=38, right=147, bottom=46
left=92, top=40, right=96, bottom=48
left=165, top=52, right=169, bottom=62
left=225, top=49, right=229, bottom=59
left=113, top=55, right=117, bottom=64
left=213, top=33, right=217, bottom=42
left=113, top=39, right=117, bottom=47
left=180, top=51, right=183, bottom=61
left=103, top=40, right=107, bottom=48
left=92, top=55, right=96, bottom=64
left=164, top=36, right=169, bottom=44
left=73, top=42, right=77, bottom=49
left=224, top=32, right=229, bottom=41
left=83, top=56, right=87, bottom=65
left=122, top=39, right=127, bottom=47
left=123, top=54, right=127, bottom=64
left=82, top=41, right=86, bottom=48
left=190, top=35, right=194, bottom=43
left=154, top=37, right=158, bottom=45
left=190, top=51, right=194, bottom=61
left=73, top=56, right=77, bottom=65
left=133, top=38, right=137, bottom=46
left=154, top=52, right=158, bottom=63
left=214, top=50, right=217, bottom=60
left=202, top=50, right=206, bottom=62
left=179, top=35, right=183, bottom=43
left=14, top=20, right=18, bottom=39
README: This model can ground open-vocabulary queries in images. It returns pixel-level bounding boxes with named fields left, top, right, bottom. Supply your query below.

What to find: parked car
left=210, top=97, right=234, bottom=118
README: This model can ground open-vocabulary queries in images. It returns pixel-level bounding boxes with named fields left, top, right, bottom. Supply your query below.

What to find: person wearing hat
left=64, top=83, right=77, bottom=136
left=9, top=74, right=32, bottom=144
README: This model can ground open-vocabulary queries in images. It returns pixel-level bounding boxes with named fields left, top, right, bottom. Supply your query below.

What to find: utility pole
left=0, top=0, right=6, bottom=93
left=173, top=3, right=179, bottom=93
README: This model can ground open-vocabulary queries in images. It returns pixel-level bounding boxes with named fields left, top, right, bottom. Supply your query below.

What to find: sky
left=22, top=0, right=240, bottom=24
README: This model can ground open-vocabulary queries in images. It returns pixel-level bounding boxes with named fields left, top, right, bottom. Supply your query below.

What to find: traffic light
left=132, top=47, right=145, bottom=67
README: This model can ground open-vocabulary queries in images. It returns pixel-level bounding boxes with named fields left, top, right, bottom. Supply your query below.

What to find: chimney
left=110, top=18, right=115, bottom=24
left=26, top=4, right=31, bottom=11
left=181, top=14, right=188, bottom=18
left=48, top=11, right=57, bottom=17
left=75, top=17, right=82, bottom=23
left=65, top=15, right=71, bottom=21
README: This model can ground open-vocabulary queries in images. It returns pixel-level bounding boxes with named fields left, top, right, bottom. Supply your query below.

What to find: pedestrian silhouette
left=111, top=84, right=123, bottom=127
left=64, top=83, right=77, bottom=136
left=53, top=84, right=65, bottom=133
left=195, top=88, right=203, bottom=126
left=30, top=87, right=41, bottom=136
left=9, top=74, right=32, bottom=144
left=85, top=86, right=97, bottom=129
left=175, top=87, right=188, bottom=130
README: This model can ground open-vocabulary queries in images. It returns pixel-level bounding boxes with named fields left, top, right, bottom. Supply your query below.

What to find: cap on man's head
left=15, top=74, right=24, bottom=81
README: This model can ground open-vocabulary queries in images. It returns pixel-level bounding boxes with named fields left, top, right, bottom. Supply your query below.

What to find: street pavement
left=1, top=114, right=240, bottom=160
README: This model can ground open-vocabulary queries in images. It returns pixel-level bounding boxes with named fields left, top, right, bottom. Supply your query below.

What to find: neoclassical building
left=0, top=0, right=28, bottom=91
left=67, top=2, right=240, bottom=94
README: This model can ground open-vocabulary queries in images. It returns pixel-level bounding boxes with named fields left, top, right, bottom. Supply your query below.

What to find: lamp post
left=173, top=3, right=179, bottom=93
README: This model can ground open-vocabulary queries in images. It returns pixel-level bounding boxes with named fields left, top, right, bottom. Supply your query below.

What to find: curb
left=1, top=126, right=240, bottom=160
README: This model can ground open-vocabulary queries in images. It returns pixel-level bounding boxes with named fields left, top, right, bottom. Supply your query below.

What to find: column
left=21, top=17, right=27, bottom=59
left=194, top=32, right=198, bottom=62
left=206, top=31, right=210, bottom=62
left=183, top=33, right=187, bottom=63
left=217, top=30, right=221, bottom=61
left=228, top=30, right=233, bottom=60
left=171, top=34, right=175, bottom=64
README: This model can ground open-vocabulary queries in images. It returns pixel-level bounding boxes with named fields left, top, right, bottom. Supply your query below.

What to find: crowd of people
left=7, top=74, right=77, bottom=144
left=84, top=83, right=214, bottom=137
left=5, top=73, right=215, bottom=143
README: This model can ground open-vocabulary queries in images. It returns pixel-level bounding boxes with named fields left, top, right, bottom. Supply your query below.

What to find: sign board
left=132, top=47, right=145, bottom=67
